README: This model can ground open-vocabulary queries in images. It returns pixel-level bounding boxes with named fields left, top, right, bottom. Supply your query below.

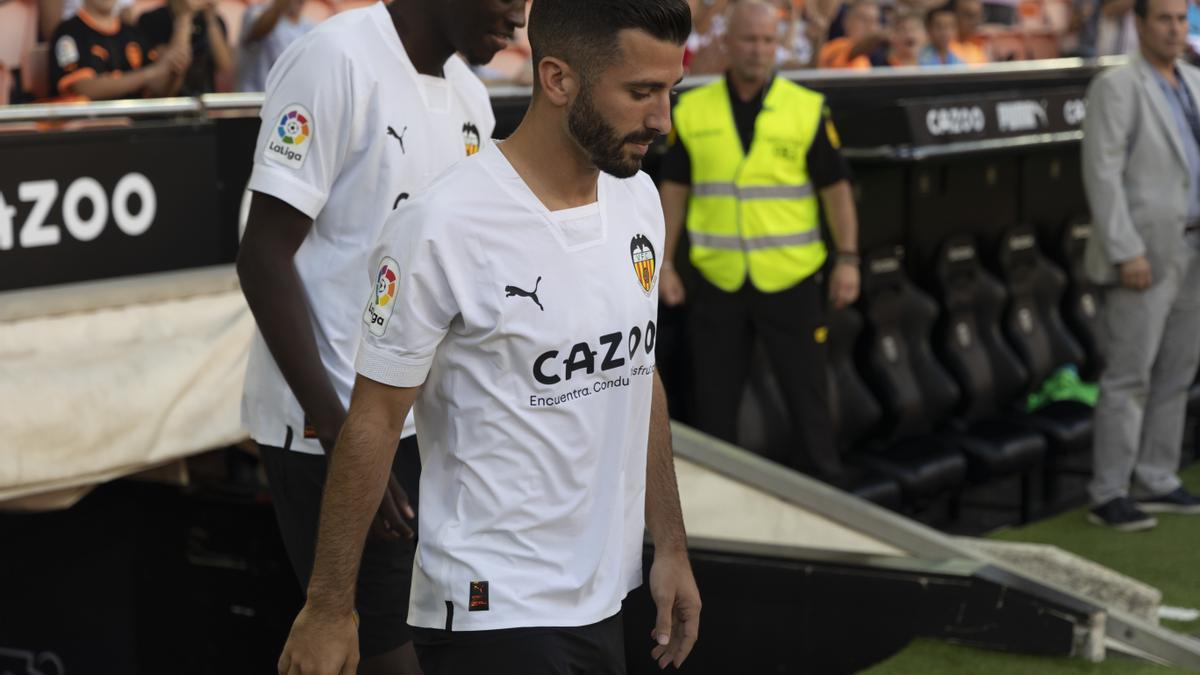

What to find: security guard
left=659, top=0, right=860, bottom=477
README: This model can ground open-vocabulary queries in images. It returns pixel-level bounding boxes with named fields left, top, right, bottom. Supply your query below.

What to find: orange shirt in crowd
left=950, top=37, right=988, bottom=64
left=819, top=37, right=872, bottom=69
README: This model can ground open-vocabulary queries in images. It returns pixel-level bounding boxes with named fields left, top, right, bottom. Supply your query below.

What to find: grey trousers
left=1089, top=242, right=1200, bottom=505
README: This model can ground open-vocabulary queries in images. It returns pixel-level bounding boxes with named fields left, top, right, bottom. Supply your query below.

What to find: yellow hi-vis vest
left=673, top=76, right=827, bottom=292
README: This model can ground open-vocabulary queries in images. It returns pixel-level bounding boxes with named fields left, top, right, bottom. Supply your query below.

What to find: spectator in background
left=50, top=0, right=189, bottom=99
left=777, top=0, right=832, bottom=67
left=950, top=0, right=990, bottom=62
left=1096, top=0, right=1140, bottom=54
left=685, top=0, right=730, bottom=73
left=920, top=4, right=966, bottom=63
left=38, top=0, right=133, bottom=41
left=819, top=0, right=886, bottom=68
left=886, top=10, right=927, bottom=64
left=236, top=0, right=312, bottom=92
left=138, top=0, right=233, bottom=95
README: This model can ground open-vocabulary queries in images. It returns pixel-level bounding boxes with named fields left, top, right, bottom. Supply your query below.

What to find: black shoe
left=1137, top=487, right=1200, bottom=515
left=1087, top=497, right=1158, bottom=532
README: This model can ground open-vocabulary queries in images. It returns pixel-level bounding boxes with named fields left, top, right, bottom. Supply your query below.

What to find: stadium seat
left=21, top=43, right=50, bottom=101
left=736, top=335, right=903, bottom=510
left=855, top=248, right=967, bottom=506
left=824, top=307, right=904, bottom=510
left=933, top=236, right=1048, bottom=523
left=1056, top=219, right=1104, bottom=380
left=0, top=0, right=38, bottom=77
left=994, top=227, right=1095, bottom=504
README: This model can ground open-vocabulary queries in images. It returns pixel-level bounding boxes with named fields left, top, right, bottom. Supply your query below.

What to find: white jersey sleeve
left=355, top=200, right=460, bottom=388
left=247, top=35, right=357, bottom=219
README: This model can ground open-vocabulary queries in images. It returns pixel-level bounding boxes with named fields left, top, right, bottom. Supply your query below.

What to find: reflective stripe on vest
left=674, top=77, right=827, bottom=293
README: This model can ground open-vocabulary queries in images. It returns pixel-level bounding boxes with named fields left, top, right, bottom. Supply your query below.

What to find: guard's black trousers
left=687, top=272, right=842, bottom=477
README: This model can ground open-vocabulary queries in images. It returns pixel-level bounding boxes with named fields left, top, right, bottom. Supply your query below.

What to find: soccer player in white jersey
left=236, top=1, right=527, bottom=673
left=276, top=1, right=700, bottom=674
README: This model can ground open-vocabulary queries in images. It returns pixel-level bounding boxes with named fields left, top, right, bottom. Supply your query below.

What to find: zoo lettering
left=0, top=174, right=157, bottom=250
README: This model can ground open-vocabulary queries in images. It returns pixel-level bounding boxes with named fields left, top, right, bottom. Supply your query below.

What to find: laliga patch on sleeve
left=55, top=35, right=79, bottom=68
left=364, top=257, right=400, bottom=337
left=265, top=103, right=314, bottom=169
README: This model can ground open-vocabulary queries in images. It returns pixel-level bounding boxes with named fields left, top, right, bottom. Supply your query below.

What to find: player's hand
left=648, top=550, right=701, bottom=670
left=659, top=265, right=686, bottom=307
left=371, top=473, right=415, bottom=540
left=829, top=260, right=860, bottom=309
left=278, top=605, right=358, bottom=675
left=1119, top=255, right=1152, bottom=291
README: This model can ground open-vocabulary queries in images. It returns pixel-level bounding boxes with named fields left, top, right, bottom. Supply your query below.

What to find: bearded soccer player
left=276, top=1, right=701, bottom=674
left=236, top=1, right=527, bottom=673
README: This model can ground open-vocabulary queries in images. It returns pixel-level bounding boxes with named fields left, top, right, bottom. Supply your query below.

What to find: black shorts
left=412, top=611, right=626, bottom=675
left=259, top=436, right=421, bottom=658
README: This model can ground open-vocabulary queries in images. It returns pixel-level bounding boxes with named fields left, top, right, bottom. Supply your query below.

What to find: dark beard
left=567, top=84, right=656, bottom=179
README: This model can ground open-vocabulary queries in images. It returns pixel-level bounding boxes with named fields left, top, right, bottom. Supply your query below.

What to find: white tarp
left=0, top=272, right=253, bottom=507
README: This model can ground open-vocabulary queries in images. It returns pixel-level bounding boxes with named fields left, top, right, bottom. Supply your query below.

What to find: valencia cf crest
left=630, top=234, right=656, bottom=295
left=463, top=122, right=481, bottom=156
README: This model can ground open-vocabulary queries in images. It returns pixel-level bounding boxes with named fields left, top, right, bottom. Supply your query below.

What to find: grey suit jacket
left=1081, top=54, right=1200, bottom=284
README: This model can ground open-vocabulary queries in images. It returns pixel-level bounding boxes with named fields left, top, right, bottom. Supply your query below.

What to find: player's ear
left=536, top=56, right=578, bottom=107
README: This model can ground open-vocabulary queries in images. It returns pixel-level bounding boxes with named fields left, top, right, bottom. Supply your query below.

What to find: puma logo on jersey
left=387, top=125, right=407, bottom=154
left=505, top=277, right=543, bottom=312
left=393, top=192, right=410, bottom=210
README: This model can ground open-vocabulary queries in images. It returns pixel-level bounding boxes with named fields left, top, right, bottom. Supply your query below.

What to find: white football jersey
left=356, top=144, right=664, bottom=631
left=241, top=3, right=494, bottom=453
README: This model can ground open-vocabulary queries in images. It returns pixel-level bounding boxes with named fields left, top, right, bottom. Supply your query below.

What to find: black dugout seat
left=825, top=307, right=904, bottom=509
left=739, top=339, right=903, bottom=509
left=855, top=248, right=967, bottom=504
left=995, top=228, right=1095, bottom=503
left=933, top=237, right=1047, bottom=522
left=1057, top=220, right=1105, bottom=380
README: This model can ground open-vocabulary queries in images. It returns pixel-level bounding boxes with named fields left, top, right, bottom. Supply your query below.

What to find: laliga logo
left=278, top=109, right=309, bottom=146
left=374, top=263, right=397, bottom=307
left=266, top=104, right=314, bottom=169
left=364, top=257, right=399, bottom=337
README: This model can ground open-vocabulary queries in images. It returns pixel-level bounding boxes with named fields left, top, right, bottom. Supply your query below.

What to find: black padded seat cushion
left=1019, top=400, right=1093, bottom=456
left=950, top=419, right=1046, bottom=481
left=829, top=467, right=904, bottom=510
left=854, top=436, right=967, bottom=499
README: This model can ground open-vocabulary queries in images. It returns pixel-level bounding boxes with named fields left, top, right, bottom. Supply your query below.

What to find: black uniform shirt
left=50, top=10, right=152, bottom=96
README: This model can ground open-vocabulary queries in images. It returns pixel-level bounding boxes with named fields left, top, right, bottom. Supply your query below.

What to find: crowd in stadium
left=4, top=0, right=1200, bottom=104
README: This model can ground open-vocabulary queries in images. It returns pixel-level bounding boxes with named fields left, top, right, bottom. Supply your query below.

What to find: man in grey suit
left=1082, top=0, right=1200, bottom=531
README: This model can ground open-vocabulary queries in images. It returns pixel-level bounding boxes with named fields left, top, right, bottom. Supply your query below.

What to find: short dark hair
left=925, top=2, right=957, bottom=26
left=1134, top=0, right=1149, bottom=18
left=528, top=0, right=692, bottom=85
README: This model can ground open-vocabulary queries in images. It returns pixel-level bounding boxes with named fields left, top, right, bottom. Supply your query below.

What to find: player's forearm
left=659, top=181, right=690, bottom=265
left=819, top=180, right=858, bottom=254
left=306, top=401, right=405, bottom=613
left=237, top=238, right=347, bottom=446
left=645, top=371, right=687, bottom=556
